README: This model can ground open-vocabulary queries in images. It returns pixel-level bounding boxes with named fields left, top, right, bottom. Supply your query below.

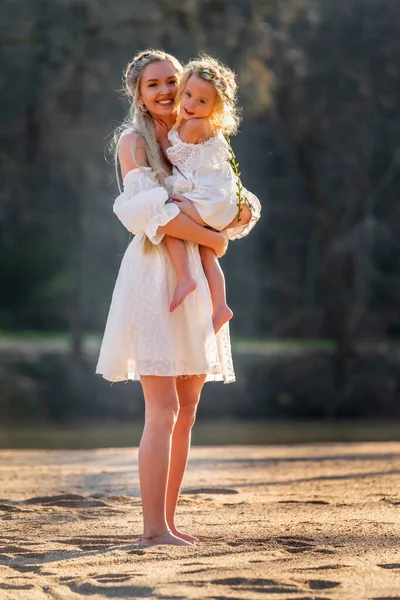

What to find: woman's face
left=139, top=60, right=179, bottom=120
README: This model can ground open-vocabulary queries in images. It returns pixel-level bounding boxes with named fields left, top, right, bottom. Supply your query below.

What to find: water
left=1, top=420, right=400, bottom=449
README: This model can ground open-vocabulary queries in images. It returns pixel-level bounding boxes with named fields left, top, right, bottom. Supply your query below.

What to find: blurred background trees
left=1, top=0, right=400, bottom=426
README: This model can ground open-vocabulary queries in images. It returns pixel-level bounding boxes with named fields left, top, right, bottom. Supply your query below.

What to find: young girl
left=156, top=55, right=244, bottom=334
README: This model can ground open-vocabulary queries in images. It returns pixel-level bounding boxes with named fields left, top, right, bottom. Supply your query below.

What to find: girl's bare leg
left=139, top=375, right=194, bottom=546
left=199, top=245, right=233, bottom=333
left=166, top=374, right=206, bottom=542
left=164, top=235, right=197, bottom=312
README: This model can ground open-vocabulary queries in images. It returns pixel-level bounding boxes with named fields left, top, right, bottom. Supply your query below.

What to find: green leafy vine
left=225, top=135, right=253, bottom=222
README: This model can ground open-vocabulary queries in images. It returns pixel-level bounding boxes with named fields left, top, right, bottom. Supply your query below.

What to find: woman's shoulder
left=119, top=130, right=146, bottom=152
left=118, top=130, right=148, bottom=174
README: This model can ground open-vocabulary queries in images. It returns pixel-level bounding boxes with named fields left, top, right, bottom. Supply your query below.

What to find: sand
left=1, top=442, right=400, bottom=600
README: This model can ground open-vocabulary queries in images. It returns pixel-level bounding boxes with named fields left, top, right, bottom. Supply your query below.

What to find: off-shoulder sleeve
left=166, top=130, right=230, bottom=171
left=113, top=168, right=180, bottom=245
left=227, top=186, right=262, bottom=240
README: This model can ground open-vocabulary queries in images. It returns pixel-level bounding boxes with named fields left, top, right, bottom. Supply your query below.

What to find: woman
left=96, top=49, right=261, bottom=546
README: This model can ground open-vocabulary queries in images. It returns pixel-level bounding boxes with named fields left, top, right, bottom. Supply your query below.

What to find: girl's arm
left=171, top=194, right=207, bottom=226
left=225, top=203, right=252, bottom=229
left=225, top=187, right=262, bottom=240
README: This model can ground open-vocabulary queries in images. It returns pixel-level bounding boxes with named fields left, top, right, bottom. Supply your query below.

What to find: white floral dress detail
left=165, top=129, right=240, bottom=231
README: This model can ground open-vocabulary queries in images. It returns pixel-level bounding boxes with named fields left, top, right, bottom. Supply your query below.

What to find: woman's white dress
left=165, top=129, right=239, bottom=231
left=96, top=137, right=261, bottom=384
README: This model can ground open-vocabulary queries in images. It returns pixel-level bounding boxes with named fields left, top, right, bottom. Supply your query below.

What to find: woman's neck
left=157, top=112, right=177, bottom=131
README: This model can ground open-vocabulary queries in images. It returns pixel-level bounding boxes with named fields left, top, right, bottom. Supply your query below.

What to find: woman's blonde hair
left=113, top=49, right=183, bottom=190
left=175, top=54, right=240, bottom=135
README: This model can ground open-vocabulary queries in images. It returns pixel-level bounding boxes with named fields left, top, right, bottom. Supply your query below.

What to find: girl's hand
left=171, top=194, right=194, bottom=214
left=171, top=194, right=206, bottom=226
left=153, top=118, right=169, bottom=143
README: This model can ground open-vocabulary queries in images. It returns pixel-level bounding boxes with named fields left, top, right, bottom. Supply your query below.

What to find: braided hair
left=113, top=49, right=183, bottom=190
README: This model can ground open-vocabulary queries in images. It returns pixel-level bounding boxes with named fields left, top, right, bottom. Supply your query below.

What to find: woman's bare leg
left=199, top=245, right=233, bottom=333
left=139, top=375, right=193, bottom=546
left=166, top=374, right=206, bottom=542
left=164, top=235, right=197, bottom=311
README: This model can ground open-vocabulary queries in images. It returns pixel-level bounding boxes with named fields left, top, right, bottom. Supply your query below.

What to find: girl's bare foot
left=140, top=529, right=194, bottom=547
left=170, top=278, right=197, bottom=312
left=213, top=305, right=233, bottom=334
left=171, top=528, right=199, bottom=543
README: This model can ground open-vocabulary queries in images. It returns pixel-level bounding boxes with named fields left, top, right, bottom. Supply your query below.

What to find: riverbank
left=1, top=442, right=400, bottom=599
left=3, top=420, right=400, bottom=449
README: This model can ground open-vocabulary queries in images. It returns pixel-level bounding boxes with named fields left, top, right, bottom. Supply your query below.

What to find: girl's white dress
left=96, top=136, right=261, bottom=384
left=165, top=129, right=239, bottom=230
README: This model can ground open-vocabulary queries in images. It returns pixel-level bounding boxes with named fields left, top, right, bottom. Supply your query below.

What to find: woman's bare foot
left=170, top=278, right=197, bottom=312
left=213, top=305, right=233, bottom=334
left=171, top=528, right=199, bottom=544
left=140, top=529, right=194, bottom=547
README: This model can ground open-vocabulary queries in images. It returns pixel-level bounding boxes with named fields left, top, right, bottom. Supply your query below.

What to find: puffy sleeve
left=113, top=167, right=180, bottom=245
left=227, top=185, right=262, bottom=241
left=166, top=130, right=230, bottom=171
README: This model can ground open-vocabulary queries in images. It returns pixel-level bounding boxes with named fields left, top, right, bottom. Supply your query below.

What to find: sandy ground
left=1, top=443, right=400, bottom=600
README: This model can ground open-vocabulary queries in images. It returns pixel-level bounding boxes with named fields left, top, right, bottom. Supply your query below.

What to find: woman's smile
left=157, top=98, right=174, bottom=107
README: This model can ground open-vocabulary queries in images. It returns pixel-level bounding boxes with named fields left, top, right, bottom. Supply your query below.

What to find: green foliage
left=225, top=135, right=248, bottom=221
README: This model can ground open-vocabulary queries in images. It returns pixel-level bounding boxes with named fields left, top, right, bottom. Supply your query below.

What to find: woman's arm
left=158, top=214, right=228, bottom=257
left=117, top=132, right=228, bottom=257
left=170, top=193, right=251, bottom=231
left=119, top=132, right=148, bottom=177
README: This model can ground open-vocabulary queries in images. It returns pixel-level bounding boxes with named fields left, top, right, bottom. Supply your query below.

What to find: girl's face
left=139, top=60, right=179, bottom=119
left=180, top=74, right=217, bottom=121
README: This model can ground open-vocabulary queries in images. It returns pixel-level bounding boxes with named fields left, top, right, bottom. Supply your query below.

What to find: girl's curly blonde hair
left=175, top=54, right=240, bottom=135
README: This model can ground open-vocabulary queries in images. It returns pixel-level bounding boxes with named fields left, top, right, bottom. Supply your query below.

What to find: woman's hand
left=213, top=229, right=229, bottom=258
left=153, top=118, right=169, bottom=143
left=171, top=194, right=206, bottom=226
